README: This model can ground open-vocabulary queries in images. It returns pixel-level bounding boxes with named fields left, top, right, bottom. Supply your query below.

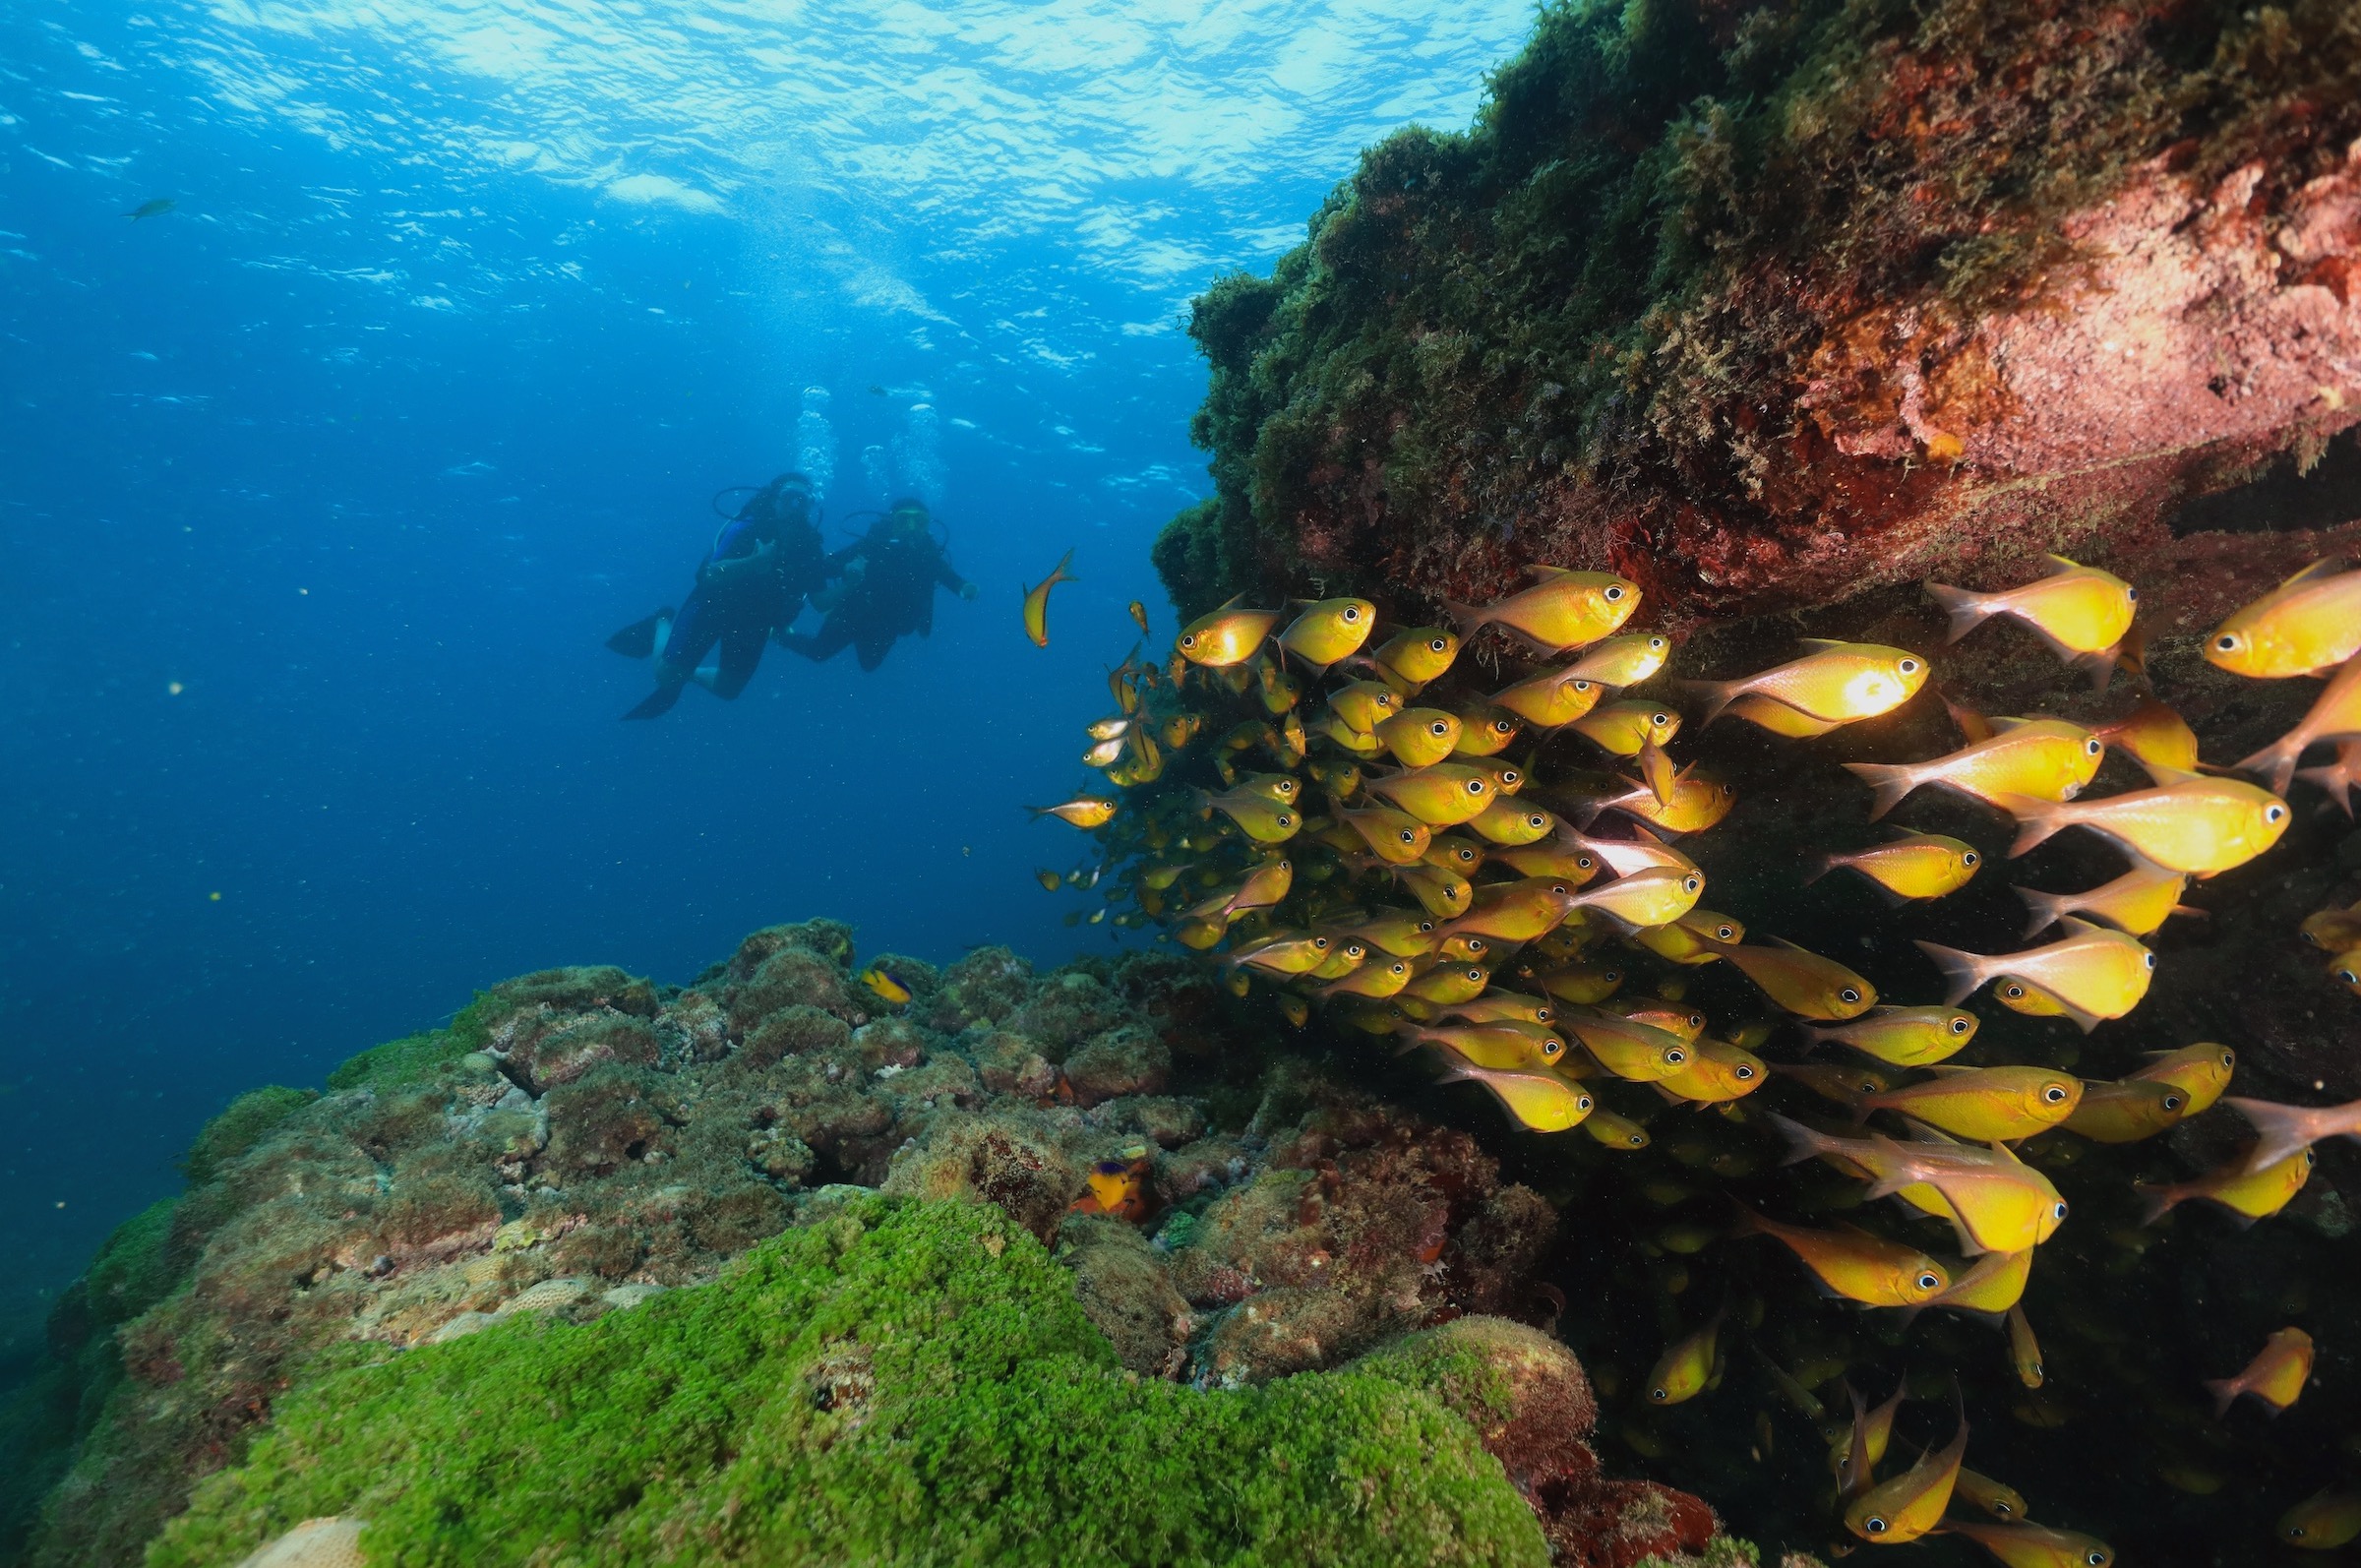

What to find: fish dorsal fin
left=1769, top=936, right=1811, bottom=953
left=1526, top=563, right=1573, bottom=578
left=1797, top=637, right=1850, bottom=651
left=1629, top=824, right=1669, bottom=846
left=1213, top=593, right=1246, bottom=613
left=1921, top=1064, right=1975, bottom=1078
left=1900, top=1117, right=1963, bottom=1143
left=2139, top=756, right=2202, bottom=787
left=1985, top=715, right=2041, bottom=732
left=2279, top=557, right=2348, bottom=590
left=2043, top=553, right=2084, bottom=573
left=1989, top=1139, right=2027, bottom=1167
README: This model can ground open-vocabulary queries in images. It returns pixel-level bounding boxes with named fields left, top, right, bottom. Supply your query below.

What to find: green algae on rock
left=1155, top=0, right=2361, bottom=632
left=152, top=1195, right=1551, bottom=1568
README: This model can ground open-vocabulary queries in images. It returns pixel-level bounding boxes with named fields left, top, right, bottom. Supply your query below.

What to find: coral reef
left=1154, top=0, right=2361, bottom=632
left=3, top=921, right=1725, bottom=1566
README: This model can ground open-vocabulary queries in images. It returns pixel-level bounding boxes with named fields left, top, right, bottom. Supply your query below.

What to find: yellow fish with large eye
left=1227, top=933, right=1335, bottom=977
left=1441, top=1060, right=1596, bottom=1130
left=1333, top=802, right=1432, bottom=864
left=1775, top=1116, right=2067, bottom=1252
left=1699, top=935, right=1875, bottom=1019
left=1632, top=909, right=1744, bottom=965
left=2279, top=1487, right=2361, bottom=1550
left=2138, top=1147, right=2314, bottom=1225
left=1399, top=1021, right=1566, bottom=1072
left=1567, top=632, right=1672, bottom=687
left=1944, top=1519, right=2115, bottom=1567
left=1926, top=555, right=2138, bottom=660
left=1738, top=1209, right=1949, bottom=1306
left=1423, top=834, right=1485, bottom=874
left=1364, top=763, right=1499, bottom=826
left=1027, top=796, right=1117, bottom=828
left=1449, top=704, right=1523, bottom=755
left=2130, top=1042, right=2234, bottom=1114
left=1392, top=862, right=1474, bottom=918
left=1447, top=566, right=1641, bottom=653
left=1811, top=832, right=1981, bottom=900
left=1327, top=678, right=1404, bottom=735
left=1655, top=1036, right=1765, bottom=1103
left=1845, top=718, right=2103, bottom=820
left=2092, top=698, right=2201, bottom=772
left=2061, top=1078, right=2189, bottom=1142
left=1564, top=866, right=1705, bottom=931
left=1646, top=1309, right=1725, bottom=1405
left=1375, top=708, right=1463, bottom=767
left=1585, top=769, right=1737, bottom=834
left=1372, top=626, right=1461, bottom=690
left=1174, top=597, right=1279, bottom=666
left=1803, top=1005, right=1977, bottom=1066
left=1916, top=919, right=2153, bottom=1031
left=1857, top=1065, right=2083, bottom=1142
left=1319, top=954, right=1415, bottom=998
left=1691, top=640, right=1928, bottom=728
left=2204, top=1325, right=2312, bottom=1416
left=1845, top=1406, right=1968, bottom=1544
left=1488, top=665, right=1603, bottom=729
left=1571, top=700, right=1681, bottom=756
left=2205, top=558, right=2361, bottom=678
left=1562, top=1012, right=1693, bottom=1081
left=1277, top=596, right=1376, bottom=672
left=2001, top=769, right=2289, bottom=876
left=1194, top=784, right=1301, bottom=844
left=2016, top=854, right=2189, bottom=937
left=1531, top=961, right=1623, bottom=1005
left=1584, top=1107, right=1651, bottom=1149
left=1468, top=800, right=1556, bottom=847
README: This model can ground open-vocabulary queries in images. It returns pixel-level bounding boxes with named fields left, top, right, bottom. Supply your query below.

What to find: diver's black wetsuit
left=783, top=525, right=973, bottom=672
left=614, top=477, right=824, bottom=719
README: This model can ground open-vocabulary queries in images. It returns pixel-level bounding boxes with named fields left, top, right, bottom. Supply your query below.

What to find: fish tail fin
left=2084, top=645, right=2118, bottom=695
left=2226, top=1098, right=2317, bottom=1174
left=1764, top=1113, right=1828, bottom=1167
left=2235, top=734, right=2303, bottom=799
left=2134, top=1180, right=2180, bottom=1227
left=1681, top=677, right=1739, bottom=730
left=1841, top=761, right=1919, bottom=822
left=1442, top=598, right=1491, bottom=638
left=1912, top=939, right=1991, bottom=1005
left=1922, top=581, right=1994, bottom=645
left=2203, top=1378, right=2241, bottom=1418
left=2295, top=760, right=2357, bottom=816
left=2014, top=883, right=2067, bottom=939
left=1803, top=853, right=1838, bottom=886
left=1994, top=794, right=2067, bottom=858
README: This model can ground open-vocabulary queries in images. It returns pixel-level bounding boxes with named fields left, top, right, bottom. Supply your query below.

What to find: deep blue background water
left=0, top=0, right=1534, bottom=1356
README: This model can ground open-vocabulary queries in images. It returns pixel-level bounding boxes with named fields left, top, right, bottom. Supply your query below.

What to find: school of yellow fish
left=1025, top=552, right=2361, bottom=1559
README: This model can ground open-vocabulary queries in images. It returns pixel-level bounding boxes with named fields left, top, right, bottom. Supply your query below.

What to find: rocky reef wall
left=0, top=922, right=1741, bottom=1567
left=1154, top=0, right=2361, bottom=631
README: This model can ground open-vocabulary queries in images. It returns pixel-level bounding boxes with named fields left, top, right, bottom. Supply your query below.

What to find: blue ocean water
left=0, top=1, right=1536, bottom=1359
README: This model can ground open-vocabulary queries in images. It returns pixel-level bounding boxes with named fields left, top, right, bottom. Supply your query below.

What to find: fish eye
left=1578, top=856, right=1597, bottom=871
left=1651, top=637, right=1666, bottom=649
left=1864, top=1516, right=1889, bottom=1535
left=1464, top=967, right=1483, bottom=982
left=2085, top=738, right=2102, bottom=755
left=2144, top=952, right=2155, bottom=969
left=1501, top=768, right=1522, bottom=785
left=1399, top=829, right=1418, bottom=844
left=1427, top=637, right=1448, bottom=653
left=1684, top=875, right=1702, bottom=892
left=1992, top=1501, right=2014, bottom=1516
left=1950, top=1017, right=1971, bottom=1034
left=2267, top=804, right=2286, bottom=822
left=1665, top=1047, right=1688, bottom=1065
left=2163, top=1093, right=2185, bottom=1112
left=1536, top=1006, right=1553, bottom=1021
left=1688, top=1013, right=1705, bottom=1028
left=2125, top=585, right=2138, bottom=601
left=1466, top=779, right=1486, bottom=794
left=1428, top=720, right=1450, bottom=736
left=2004, top=983, right=2027, bottom=999
left=1527, top=814, right=1547, bottom=829
left=1312, top=936, right=1331, bottom=950
left=1649, top=1387, right=1668, bottom=1402
left=1343, top=606, right=1362, bottom=622
left=1714, top=925, right=1734, bottom=939
left=2086, top=1555, right=2107, bottom=1566
left=1840, top=988, right=1861, bottom=1004
left=2342, top=967, right=2360, bottom=984
left=1916, top=1273, right=1939, bottom=1291
left=1345, top=942, right=1365, bottom=958
left=1900, top=658, right=1920, bottom=674
left=1605, top=969, right=1622, bottom=982
left=2043, top=1084, right=2070, bottom=1103
left=1605, top=585, right=1626, bottom=601
left=1577, top=1094, right=1594, bottom=1111
left=2220, top=1051, right=2235, bottom=1067
left=1491, top=719, right=1514, bottom=735
left=1278, top=813, right=1295, bottom=827
left=2052, top=1201, right=2069, bottom=1219
left=1735, top=1064, right=1756, bottom=1080
left=1652, top=712, right=1670, bottom=726
left=1544, top=1039, right=1563, bottom=1058
left=2215, top=633, right=2239, bottom=651
left=1180, top=633, right=1196, bottom=647
left=1962, top=851, right=1979, bottom=866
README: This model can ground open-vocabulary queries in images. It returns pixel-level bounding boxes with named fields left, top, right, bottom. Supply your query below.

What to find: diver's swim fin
left=606, top=608, right=675, bottom=660
left=621, top=683, right=684, bottom=721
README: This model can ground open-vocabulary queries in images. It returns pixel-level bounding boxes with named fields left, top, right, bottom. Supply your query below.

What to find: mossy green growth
left=324, top=995, right=495, bottom=1093
left=180, top=1086, right=318, bottom=1186
left=153, top=1196, right=1547, bottom=1568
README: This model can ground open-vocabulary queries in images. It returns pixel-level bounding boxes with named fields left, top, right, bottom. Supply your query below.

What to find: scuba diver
left=607, top=473, right=826, bottom=720
left=780, top=497, right=979, bottom=672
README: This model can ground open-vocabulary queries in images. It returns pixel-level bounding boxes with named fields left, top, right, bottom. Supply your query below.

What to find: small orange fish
left=2204, top=557, right=2361, bottom=678
left=1738, top=1209, right=1949, bottom=1307
left=1812, top=833, right=1980, bottom=901
left=2014, top=853, right=2190, bottom=938
left=1845, top=719, right=2103, bottom=820
left=1916, top=919, right=2153, bottom=1032
left=2138, top=1147, right=2314, bottom=1226
left=1446, top=566, right=1640, bottom=654
left=1692, top=640, right=1929, bottom=729
left=1127, top=599, right=1152, bottom=636
left=2001, top=769, right=2289, bottom=876
left=2203, top=1326, right=2312, bottom=1417
left=1027, top=796, right=1118, bottom=829
left=1070, top=1147, right=1153, bottom=1222
left=1926, top=555, right=2137, bottom=667
left=2091, top=699, right=2200, bottom=773
left=1021, top=549, right=1075, bottom=646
